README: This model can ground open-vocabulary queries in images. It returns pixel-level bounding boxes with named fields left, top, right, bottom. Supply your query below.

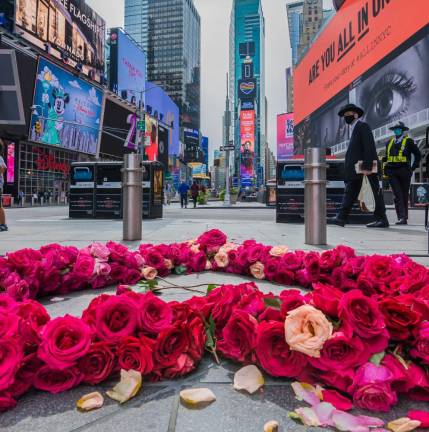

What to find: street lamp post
left=223, top=73, right=233, bottom=207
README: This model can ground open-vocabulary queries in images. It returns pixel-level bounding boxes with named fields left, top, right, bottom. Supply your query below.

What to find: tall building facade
left=229, top=0, right=266, bottom=186
left=297, top=0, right=323, bottom=61
left=286, top=1, right=304, bottom=67
left=124, top=0, right=201, bottom=131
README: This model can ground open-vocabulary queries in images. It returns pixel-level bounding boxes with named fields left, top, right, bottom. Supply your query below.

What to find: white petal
left=233, top=365, right=265, bottom=394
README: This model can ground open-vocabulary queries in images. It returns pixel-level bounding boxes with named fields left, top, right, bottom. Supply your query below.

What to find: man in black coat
left=328, top=104, right=389, bottom=228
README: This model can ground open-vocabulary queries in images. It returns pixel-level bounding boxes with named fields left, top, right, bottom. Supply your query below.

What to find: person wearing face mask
left=328, top=103, right=389, bottom=228
left=383, top=122, right=421, bottom=225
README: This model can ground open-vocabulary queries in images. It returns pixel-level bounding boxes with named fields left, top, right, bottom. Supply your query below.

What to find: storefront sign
left=294, top=0, right=429, bottom=125
left=35, top=148, right=70, bottom=176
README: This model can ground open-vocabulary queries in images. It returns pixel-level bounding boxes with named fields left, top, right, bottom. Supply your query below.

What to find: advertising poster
left=6, top=142, right=15, bottom=184
left=109, top=28, right=146, bottom=107
left=201, top=136, right=209, bottom=167
left=15, top=0, right=105, bottom=79
left=144, top=116, right=158, bottom=161
left=294, top=0, right=429, bottom=125
left=238, top=78, right=257, bottom=101
left=277, top=113, right=295, bottom=161
left=29, top=58, right=103, bottom=155
left=240, top=110, right=255, bottom=186
left=157, top=125, right=169, bottom=171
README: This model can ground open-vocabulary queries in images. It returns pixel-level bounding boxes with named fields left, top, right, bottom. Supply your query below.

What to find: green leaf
left=175, top=265, right=187, bottom=275
left=369, top=351, right=386, bottom=366
left=263, top=297, right=282, bottom=310
left=206, top=284, right=219, bottom=295
left=203, top=315, right=216, bottom=350
left=136, top=279, right=158, bottom=293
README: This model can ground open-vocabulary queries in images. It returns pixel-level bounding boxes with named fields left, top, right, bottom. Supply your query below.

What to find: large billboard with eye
left=294, top=0, right=429, bottom=138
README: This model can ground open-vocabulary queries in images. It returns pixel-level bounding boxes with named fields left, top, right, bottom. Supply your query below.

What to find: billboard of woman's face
left=357, top=34, right=429, bottom=130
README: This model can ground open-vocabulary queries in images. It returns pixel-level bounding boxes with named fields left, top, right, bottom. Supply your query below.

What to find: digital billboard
left=277, top=113, right=294, bottom=161
left=145, top=81, right=180, bottom=156
left=238, top=78, right=257, bottom=102
left=183, top=128, right=200, bottom=163
left=6, top=142, right=15, bottom=184
left=201, top=136, right=209, bottom=167
left=29, top=58, right=103, bottom=155
left=144, top=116, right=158, bottom=161
left=294, top=0, right=429, bottom=125
left=157, top=125, right=169, bottom=171
left=240, top=110, right=255, bottom=186
left=15, top=0, right=106, bottom=80
left=109, top=28, right=146, bottom=107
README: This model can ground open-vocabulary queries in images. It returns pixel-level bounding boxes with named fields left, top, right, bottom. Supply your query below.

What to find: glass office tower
left=124, top=0, right=201, bottom=131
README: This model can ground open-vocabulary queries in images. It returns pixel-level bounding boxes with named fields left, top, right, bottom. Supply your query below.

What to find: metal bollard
left=122, top=154, right=143, bottom=241
left=304, top=147, right=327, bottom=245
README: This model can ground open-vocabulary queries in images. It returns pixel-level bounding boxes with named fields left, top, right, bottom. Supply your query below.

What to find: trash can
left=95, top=162, right=123, bottom=219
left=69, top=163, right=96, bottom=218
left=142, top=161, right=164, bottom=219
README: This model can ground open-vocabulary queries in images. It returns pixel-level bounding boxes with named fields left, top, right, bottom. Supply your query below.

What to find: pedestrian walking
left=178, top=181, right=190, bottom=208
left=166, top=183, right=173, bottom=205
left=191, top=181, right=199, bottom=208
left=328, top=103, right=389, bottom=228
left=18, top=190, right=24, bottom=207
left=0, top=141, right=8, bottom=232
left=383, top=121, right=421, bottom=225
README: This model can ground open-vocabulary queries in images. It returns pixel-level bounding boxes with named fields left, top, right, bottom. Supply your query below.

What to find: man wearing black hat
left=383, top=121, right=421, bottom=225
left=328, top=104, right=389, bottom=228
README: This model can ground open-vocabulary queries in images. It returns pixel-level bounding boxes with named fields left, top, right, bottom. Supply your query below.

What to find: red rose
left=0, top=309, right=18, bottom=339
left=362, top=255, right=400, bottom=293
left=274, top=268, right=295, bottom=285
left=318, top=368, right=355, bottom=393
left=33, top=365, right=82, bottom=394
left=211, top=284, right=242, bottom=330
left=117, top=336, right=154, bottom=375
left=138, top=292, right=173, bottom=335
left=247, top=244, right=265, bottom=264
left=7, top=248, right=42, bottom=271
left=256, top=321, right=307, bottom=377
left=281, top=252, right=304, bottom=271
left=353, top=382, right=397, bottom=412
left=109, top=263, right=128, bottom=282
left=72, top=253, right=95, bottom=279
left=320, top=249, right=342, bottom=272
left=187, top=316, right=206, bottom=362
left=77, top=341, right=116, bottom=385
left=154, top=323, right=190, bottom=369
left=106, top=241, right=130, bottom=264
left=163, top=353, right=195, bottom=379
left=196, top=229, right=227, bottom=254
left=406, top=363, right=429, bottom=402
left=237, top=291, right=265, bottom=317
left=311, top=283, right=343, bottom=317
left=144, top=248, right=165, bottom=269
left=382, top=354, right=410, bottom=393
left=279, top=289, right=306, bottom=315
left=258, top=307, right=285, bottom=322
left=123, top=269, right=142, bottom=285
left=264, top=257, right=281, bottom=281
left=81, top=294, right=111, bottom=327
left=170, top=302, right=192, bottom=323
left=379, top=298, right=421, bottom=341
left=309, top=331, right=368, bottom=371
left=218, top=310, right=257, bottom=363
left=38, top=315, right=92, bottom=370
left=9, top=353, right=43, bottom=398
left=4, top=273, right=31, bottom=301
left=339, top=290, right=388, bottom=354
left=410, top=321, right=429, bottom=365
left=303, top=252, right=320, bottom=281
left=0, top=392, right=16, bottom=412
left=0, top=337, right=24, bottom=391
left=94, top=295, right=138, bottom=341
left=189, top=252, right=207, bottom=272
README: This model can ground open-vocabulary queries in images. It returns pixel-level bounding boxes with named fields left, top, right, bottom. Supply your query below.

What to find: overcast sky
left=86, top=0, right=333, bottom=159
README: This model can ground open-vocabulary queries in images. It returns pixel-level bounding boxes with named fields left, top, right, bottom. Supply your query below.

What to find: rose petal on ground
left=291, top=382, right=322, bottom=406
left=387, top=418, right=421, bottom=432
left=106, top=369, right=142, bottom=404
left=76, top=392, right=104, bottom=412
left=263, top=420, right=279, bottom=432
left=322, top=389, right=353, bottom=411
left=314, top=402, right=336, bottom=426
left=332, top=410, right=384, bottom=432
left=407, top=410, right=429, bottom=428
left=293, top=407, right=322, bottom=427
left=179, top=388, right=216, bottom=407
left=233, top=365, right=265, bottom=394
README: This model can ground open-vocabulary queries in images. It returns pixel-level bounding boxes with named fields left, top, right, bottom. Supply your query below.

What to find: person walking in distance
left=383, top=122, right=421, bottom=225
left=191, top=181, right=199, bottom=208
left=328, top=103, right=389, bottom=228
left=178, top=181, right=190, bottom=209
left=0, top=141, right=8, bottom=232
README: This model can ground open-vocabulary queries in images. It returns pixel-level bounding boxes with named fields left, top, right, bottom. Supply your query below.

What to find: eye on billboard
left=29, top=57, right=103, bottom=155
left=15, top=0, right=106, bottom=80
left=240, top=110, right=255, bottom=185
left=277, top=113, right=294, bottom=161
left=294, top=0, right=429, bottom=126
left=109, top=28, right=146, bottom=107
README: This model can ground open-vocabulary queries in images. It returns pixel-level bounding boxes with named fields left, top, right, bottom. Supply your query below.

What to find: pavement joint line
left=167, top=394, right=180, bottom=432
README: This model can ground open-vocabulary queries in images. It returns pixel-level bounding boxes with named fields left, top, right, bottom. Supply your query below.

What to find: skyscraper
left=124, top=0, right=201, bottom=131
left=286, top=1, right=304, bottom=67
left=229, top=0, right=266, bottom=186
left=298, top=0, right=323, bottom=61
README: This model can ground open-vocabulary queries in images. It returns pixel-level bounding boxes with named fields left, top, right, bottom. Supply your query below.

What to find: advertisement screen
left=109, top=28, right=146, bottom=107
left=145, top=82, right=180, bottom=155
left=157, top=125, right=169, bottom=170
left=6, top=142, right=15, bottom=183
left=29, top=58, right=103, bottom=155
left=240, top=110, right=255, bottom=185
left=277, top=113, right=294, bottom=161
left=294, top=0, right=429, bottom=125
left=15, top=0, right=105, bottom=79
left=238, top=78, right=257, bottom=101
left=201, top=136, right=209, bottom=166
left=144, top=116, right=158, bottom=161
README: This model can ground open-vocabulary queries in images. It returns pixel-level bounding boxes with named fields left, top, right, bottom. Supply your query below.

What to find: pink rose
left=138, top=292, right=173, bottom=335
left=33, top=365, right=82, bottom=394
left=214, top=251, right=229, bottom=268
left=250, top=261, right=265, bottom=280
left=89, top=242, right=110, bottom=261
left=38, top=315, right=92, bottom=369
left=410, top=321, right=429, bottom=364
left=94, top=261, right=111, bottom=277
left=256, top=321, right=307, bottom=377
left=0, top=337, right=23, bottom=391
left=142, top=266, right=158, bottom=280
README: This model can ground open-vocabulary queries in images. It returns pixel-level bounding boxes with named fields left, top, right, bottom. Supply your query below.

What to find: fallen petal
left=76, top=392, right=104, bottom=412
left=291, top=382, right=321, bottom=406
left=322, top=389, right=353, bottom=411
left=314, top=402, right=336, bottom=426
left=263, top=420, right=279, bottom=432
left=179, top=388, right=216, bottom=407
left=106, top=369, right=142, bottom=404
left=332, top=410, right=384, bottom=432
left=294, top=407, right=322, bottom=427
left=387, top=418, right=421, bottom=432
left=407, top=410, right=429, bottom=428
left=233, top=365, right=265, bottom=394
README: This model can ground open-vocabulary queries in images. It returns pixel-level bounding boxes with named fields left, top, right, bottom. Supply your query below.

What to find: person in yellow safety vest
left=384, top=122, right=421, bottom=225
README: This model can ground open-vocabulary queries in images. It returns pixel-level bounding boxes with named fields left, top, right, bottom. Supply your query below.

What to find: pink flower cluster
left=0, top=229, right=429, bottom=414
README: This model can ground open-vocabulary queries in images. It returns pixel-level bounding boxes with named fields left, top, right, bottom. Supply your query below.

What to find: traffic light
left=35, top=121, right=42, bottom=135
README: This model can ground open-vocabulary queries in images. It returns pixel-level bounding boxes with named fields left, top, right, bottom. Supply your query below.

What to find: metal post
left=122, top=154, right=143, bottom=241
left=223, top=73, right=232, bottom=207
left=304, top=147, right=327, bottom=245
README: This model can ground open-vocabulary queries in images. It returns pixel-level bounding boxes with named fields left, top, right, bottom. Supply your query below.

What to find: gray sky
left=86, top=0, right=332, bottom=159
